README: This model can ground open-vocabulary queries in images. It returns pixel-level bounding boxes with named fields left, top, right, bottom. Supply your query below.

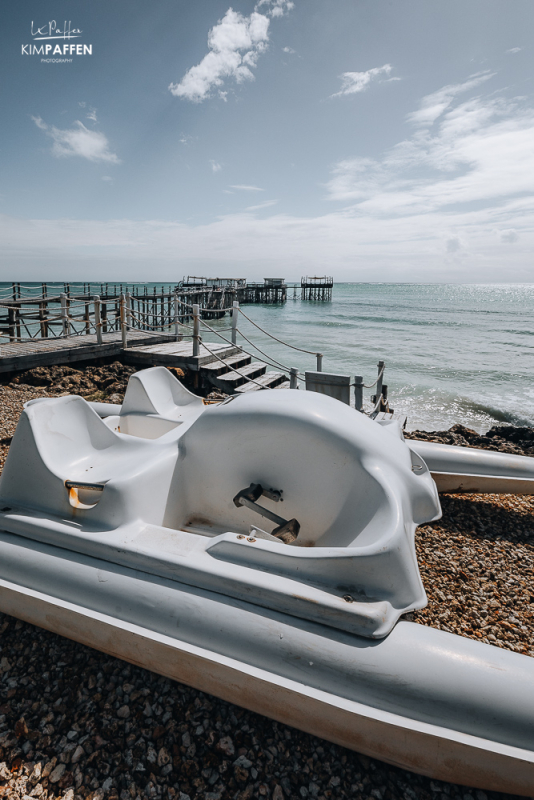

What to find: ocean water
left=207, top=283, right=534, bottom=433
left=1, top=282, right=532, bottom=432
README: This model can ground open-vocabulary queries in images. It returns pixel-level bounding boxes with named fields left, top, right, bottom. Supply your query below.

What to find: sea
left=1, top=282, right=533, bottom=433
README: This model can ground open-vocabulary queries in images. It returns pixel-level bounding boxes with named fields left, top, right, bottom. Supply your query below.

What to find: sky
left=1, top=0, right=534, bottom=282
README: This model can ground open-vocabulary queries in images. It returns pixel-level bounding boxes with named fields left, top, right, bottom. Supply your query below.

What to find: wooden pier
left=301, top=276, right=333, bottom=301
left=0, top=278, right=334, bottom=344
left=0, top=331, right=170, bottom=374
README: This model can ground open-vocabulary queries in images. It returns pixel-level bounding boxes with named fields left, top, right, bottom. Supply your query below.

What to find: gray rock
left=49, top=763, right=66, bottom=784
left=216, top=735, right=235, bottom=756
left=71, top=745, right=85, bottom=764
left=233, top=755, right=253, bottom=769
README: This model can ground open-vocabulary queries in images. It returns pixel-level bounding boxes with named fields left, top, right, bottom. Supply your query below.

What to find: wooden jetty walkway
left=0, top=282, right=394, bottom=405
left=0, top=332, right=290, bottom=393
left=0, top=331, right=170, bottom=374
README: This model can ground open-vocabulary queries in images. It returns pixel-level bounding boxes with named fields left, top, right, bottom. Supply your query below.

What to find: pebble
left=0, top=385, right=532, bottom=799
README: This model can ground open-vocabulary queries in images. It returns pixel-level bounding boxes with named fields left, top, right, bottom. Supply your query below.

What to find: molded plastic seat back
left=121, top=367, right=203, bottom=419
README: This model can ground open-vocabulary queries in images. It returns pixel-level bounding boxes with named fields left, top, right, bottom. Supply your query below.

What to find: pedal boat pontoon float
left=0, top=367, right=533, bottom=795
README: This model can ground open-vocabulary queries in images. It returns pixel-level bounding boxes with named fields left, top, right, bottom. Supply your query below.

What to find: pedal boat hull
left=0, top=531, right=533, bottom=796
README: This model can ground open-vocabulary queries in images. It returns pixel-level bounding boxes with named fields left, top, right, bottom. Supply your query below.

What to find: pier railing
left=0, top=286, right=387, bottom=416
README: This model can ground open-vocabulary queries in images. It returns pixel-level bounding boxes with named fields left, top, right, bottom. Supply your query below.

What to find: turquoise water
left=1, top=282, right=533, bottom=432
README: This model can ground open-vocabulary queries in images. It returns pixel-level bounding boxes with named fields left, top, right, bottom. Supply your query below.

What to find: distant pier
left=301, top=276, right=333, bottom=301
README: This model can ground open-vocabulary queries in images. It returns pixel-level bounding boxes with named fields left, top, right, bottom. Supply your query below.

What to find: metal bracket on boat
left=65, top=480, right=105, bottom=510
left=233, top=483, right=300, bottom=544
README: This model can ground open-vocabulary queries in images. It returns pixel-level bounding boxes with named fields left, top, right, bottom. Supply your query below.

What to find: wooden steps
left=210, top=361, right=267, bottom=391
left=200, top=353, right=252, bottom=377
left=235, top=372, right=287, bottom=392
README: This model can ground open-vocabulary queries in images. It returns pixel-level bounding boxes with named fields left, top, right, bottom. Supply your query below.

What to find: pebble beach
left=0, top=364, right=533, bottom=800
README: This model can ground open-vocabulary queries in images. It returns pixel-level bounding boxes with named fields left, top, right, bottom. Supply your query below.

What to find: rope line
left=237, top=307, right=322, bottom=357
left=362, top=365, right=385, bottom=389
left=197, top=337, right=276, bottom=392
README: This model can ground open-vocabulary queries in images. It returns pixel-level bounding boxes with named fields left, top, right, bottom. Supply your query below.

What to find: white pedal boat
left=0, top=367, right=533, bottom=795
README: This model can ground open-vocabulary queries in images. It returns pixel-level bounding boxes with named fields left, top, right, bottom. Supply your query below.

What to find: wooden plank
left=0, top=332, right=173, bottom=374
left=123, top=342, right=240, bottom=370
left=212, top=362, right=266, bottom=389
left=235, top=372, right=286, bottom=392
left=201, top=353, right=251, bottom=376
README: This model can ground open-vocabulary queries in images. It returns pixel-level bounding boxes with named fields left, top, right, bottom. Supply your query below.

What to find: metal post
left=376, top=361, right=385, bottom=404
left=354, top=376, right=364, bottom=412
left=289, top=367, right=298, bottom=389
left=193, top=303, right=200, bottom=357
left=173, top=292, right=182, bottom=341
left=120, top=293, right=127, bottom=349
left=60, top=293, right=69, bottom=337
left=316, top=353, right=323, bottom=372
left=94, top=295, right=103, bottom=345
left=232, top=300, right=239, bottom=345
left=126, top=291, right=132, bottom=330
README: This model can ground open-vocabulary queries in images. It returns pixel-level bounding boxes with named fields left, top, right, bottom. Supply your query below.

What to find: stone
left=117, top=705, right=130, bottom=719
left=49, top=763, right=67, bottom=783
left=0, top=657, right=11, bottom=673
left=233, top=755, right=253, bottom=769
left=216, top=736, right=235, bottom=757
left=71, top=745, right=85, bottom=764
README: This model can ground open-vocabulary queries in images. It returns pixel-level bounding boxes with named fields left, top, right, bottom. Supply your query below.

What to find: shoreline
left=0, top=367, right=532, bottom=800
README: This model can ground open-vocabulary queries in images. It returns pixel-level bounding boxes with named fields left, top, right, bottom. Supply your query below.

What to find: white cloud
left=101, top=176, right=113, bottom=182
left=3, top=202, right=534, bottom=283
left=506, top=47, right=521, bottom=54
left=255, top=0, right=294, bottom=18
left=230, top=184, right=264, bottom=191
left=282, top=46, right=295, bottom=54
left=169, top=3, right=293, bottom=102
left=169, top=9, right=270, bottom=102
left=331, top=64, right=393, bottom=97
left=326, top=75, right=534, bottom=222
left=407, top=71, right=494, bottom=126
left=86, top=107, right=97, bottom=123
left=32, top=116, right=120, bottom=163
left=244, top=199, right=278, bottom=210
left=210, top=160, right=222, bottom=172
left=500, top=229, right=519, bottom=243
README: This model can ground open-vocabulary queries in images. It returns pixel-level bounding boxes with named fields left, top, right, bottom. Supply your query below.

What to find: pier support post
left=376, top=361, right=385, bottom=404
left=120, top=293, right=128, bottom=349
left=94, top=296, right=103, bottom=346
left=354, top=376, right=364, bottom=412
left=193, top=304, right=200, bottom=357
left=174, top=292, right=182, bottom=341
left=316, top=353, right=323, bottom=372
left=289, top=367, right=298, bottom=390
left=232, top=301, right=239, bottom=345
left=60, top=293, right=69, bottom=337
left=126, top=291, right=132, bottom=331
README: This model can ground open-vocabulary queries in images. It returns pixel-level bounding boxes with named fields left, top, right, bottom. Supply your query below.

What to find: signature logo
left=30, top=21, right=82, bottom=41
left=22, top=20, right=92, bottom=61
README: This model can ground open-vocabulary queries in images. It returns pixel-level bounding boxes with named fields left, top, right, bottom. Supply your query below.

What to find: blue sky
left=1, top=0, right=534, bottom=281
